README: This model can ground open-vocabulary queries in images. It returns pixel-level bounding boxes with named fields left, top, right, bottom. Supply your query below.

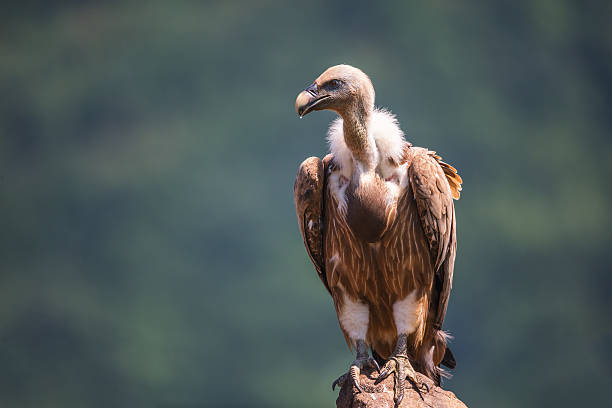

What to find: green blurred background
left=1, top=1, right=611, bottom=407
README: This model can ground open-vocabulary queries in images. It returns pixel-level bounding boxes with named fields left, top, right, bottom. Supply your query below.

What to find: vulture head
left=295, top=65, right=375, bottom=119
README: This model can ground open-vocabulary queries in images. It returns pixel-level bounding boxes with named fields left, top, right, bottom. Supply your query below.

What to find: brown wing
left=294, top=154, right=334, bottom=294
left=430, top=152, right=463, bottom=200
left=409, top=150, right=461, bottom=330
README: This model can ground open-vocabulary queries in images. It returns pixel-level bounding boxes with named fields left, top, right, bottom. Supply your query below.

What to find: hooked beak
left=295, top=82, right=331, bottom=118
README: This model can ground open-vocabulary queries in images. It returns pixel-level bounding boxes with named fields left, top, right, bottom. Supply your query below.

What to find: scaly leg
left=374, top=334, right=427, bottom=407
left=332, top=339, right=380, bottom=392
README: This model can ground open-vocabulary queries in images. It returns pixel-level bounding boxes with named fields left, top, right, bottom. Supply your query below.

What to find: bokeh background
left=2, top=1, right=611, bottom=407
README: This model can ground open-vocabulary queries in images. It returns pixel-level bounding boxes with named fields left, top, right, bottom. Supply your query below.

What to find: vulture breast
left=345, top=174, right=390, bottom=243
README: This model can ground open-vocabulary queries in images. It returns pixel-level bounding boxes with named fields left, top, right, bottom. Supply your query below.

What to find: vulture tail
left=430, top=329, right=455, bottom=385
left=442, top=345, right=456, bottom=369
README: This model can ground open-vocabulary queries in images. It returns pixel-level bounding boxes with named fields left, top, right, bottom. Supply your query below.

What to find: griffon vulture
left=293, top=65, right=462, bottom=406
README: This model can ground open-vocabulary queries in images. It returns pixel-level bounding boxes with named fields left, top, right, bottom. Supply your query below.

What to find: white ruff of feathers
left=326, top=108, right=406, bottom=174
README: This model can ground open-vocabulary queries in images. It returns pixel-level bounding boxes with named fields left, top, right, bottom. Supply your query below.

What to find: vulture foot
left=375, top=335, right=427, bottom=407
left=332, top=340, right=379, bottom=393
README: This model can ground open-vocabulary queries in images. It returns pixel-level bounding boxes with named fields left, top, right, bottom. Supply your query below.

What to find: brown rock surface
left=336, top=368, right=467, bottom=408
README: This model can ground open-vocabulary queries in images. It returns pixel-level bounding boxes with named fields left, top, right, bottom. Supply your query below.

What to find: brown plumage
left=294, top=65, right=462, bottom=403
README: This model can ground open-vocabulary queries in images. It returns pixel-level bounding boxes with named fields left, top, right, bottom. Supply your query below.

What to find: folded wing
left=409, top=151, right=461, bottom=330
left=294, top=155, right=334, bottom=293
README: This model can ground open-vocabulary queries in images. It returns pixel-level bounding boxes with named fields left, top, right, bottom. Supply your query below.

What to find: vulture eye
left=323, top=79, right=343, bottom=91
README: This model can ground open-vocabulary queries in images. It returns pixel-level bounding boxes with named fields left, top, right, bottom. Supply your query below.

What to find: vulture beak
left=295, top=82, right=331, bottom=118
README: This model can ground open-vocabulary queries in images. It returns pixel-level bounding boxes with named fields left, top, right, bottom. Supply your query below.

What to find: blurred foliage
left=1, top=1, right=611, bottom=407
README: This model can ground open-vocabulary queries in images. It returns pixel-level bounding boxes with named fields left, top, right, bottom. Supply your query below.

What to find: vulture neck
left=340, top=105, right=376, bottom=172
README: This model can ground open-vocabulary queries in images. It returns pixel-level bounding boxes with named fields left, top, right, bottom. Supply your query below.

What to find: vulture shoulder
left=294, top=154, right=335, bottom=294
left=408, top=148, right=462, bottom=330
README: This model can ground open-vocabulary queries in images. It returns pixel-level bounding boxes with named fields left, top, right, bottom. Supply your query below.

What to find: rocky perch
left=336, top=368, right=467, bottom=408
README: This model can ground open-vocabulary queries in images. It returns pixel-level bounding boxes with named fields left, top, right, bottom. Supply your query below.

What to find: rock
left=336, top=368, right=467, bottom=408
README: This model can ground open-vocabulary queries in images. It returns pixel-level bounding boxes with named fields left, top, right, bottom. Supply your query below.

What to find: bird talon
left=374, top=370, right=387, bottom=385
left=332, top=346, right=380, bottom=393
left=350, top=364, right=363, bottom=392
left=394, top=393, right=404, bottom=408
left=375, top=358, right=396, bottom=384
left=332, top=373, right=347, bottom=391
left=369, top=357, right=381, bottom=373
left=374, top=369, right=390, bottom=384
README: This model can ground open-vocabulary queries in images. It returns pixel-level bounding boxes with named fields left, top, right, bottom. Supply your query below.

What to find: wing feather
left=409, top=150, right=461, bottom=329
left=294, top=155, right=333, bottom=294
